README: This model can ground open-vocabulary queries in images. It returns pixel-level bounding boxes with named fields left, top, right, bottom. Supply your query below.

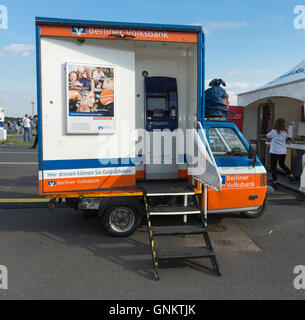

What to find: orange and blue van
left=36, top=17, right=267, bottom=239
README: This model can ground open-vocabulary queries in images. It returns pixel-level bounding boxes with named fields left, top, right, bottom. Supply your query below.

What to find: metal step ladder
left=144, top=185, right=221, bottom=280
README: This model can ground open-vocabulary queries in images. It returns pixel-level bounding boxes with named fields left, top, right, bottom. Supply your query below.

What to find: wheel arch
left=98, top=197, right=145, bottom=217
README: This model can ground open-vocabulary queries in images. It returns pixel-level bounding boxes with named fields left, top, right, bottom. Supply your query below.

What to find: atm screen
left=147, top=97, right=167, bottom=111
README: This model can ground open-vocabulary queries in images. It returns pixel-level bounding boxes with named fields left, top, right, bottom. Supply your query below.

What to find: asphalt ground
left=0, top=145, right=304, bottom=300
left=0, top=145, right=39, bottom=199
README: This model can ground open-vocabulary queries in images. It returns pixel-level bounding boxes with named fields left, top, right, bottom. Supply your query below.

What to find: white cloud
left=0, top=44, right=35, bottom=56
left=226, top=69, right=273, bottom=76
left=226, top=81, right=263, bottom=93
left=227, top=70, right=243, bottom=75
left=206, top=80, right=262, bottom=92
left=193, top=21, right=248, bottom=34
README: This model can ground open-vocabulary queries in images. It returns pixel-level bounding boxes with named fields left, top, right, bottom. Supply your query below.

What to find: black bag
left=205, top=79, right=229, bottom=117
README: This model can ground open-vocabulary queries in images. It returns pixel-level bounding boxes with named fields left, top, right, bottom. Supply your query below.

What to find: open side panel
left=187, top=123, right=222, bottom=192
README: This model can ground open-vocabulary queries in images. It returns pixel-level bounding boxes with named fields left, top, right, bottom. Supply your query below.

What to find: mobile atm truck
left=36, top=18, right=267, bottom=278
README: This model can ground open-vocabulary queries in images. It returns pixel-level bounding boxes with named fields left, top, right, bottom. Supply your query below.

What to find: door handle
left=249, top=195, right=259, bottom=200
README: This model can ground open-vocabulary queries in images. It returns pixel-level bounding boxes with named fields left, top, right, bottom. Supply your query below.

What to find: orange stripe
left=44, top=191, right=144, bottom=198
left=135, top=170, right=189, bottom=180
left=178, top=170, right=188, bottom=179
left=93, top=117, right=113, bottom=120
left=42, top=175, right=136, bottom=193
left=136, top=170, right=146, bottom=180
left=40, top=25, right=198, bottom=43
left=39, top=181, right=43, bottom=194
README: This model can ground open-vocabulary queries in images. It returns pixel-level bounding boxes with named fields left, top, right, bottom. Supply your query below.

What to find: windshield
left=209, top=127, right=248, bottom=157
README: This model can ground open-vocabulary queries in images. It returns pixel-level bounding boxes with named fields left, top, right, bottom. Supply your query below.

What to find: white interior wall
left=274, top=98, right=303, bottom=123
left=40, top=37, right=135, bottom=161
left=134, top=43, right=197, bottom=174
left=134, top=43, right=197, bottom=131
left=186, top=47, right=198, bottom=130
left=243, top=97, right=303, bottom=141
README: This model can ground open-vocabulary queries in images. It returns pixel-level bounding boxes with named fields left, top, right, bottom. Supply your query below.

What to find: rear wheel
left=240, top=200, right=267, bottom=219
left=102, top=206, right=141, bottom=237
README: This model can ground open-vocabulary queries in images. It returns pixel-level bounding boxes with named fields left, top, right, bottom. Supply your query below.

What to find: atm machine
left=144, top=77, right=179, bottom=180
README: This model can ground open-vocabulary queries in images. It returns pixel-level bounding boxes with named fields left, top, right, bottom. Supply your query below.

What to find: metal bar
left=147, top=192, right=195, bottom=197
left=215, top=128, right=231, bottom=152
left=196, top=121, right=222, bottom=191
left=184, top=195, right=188, bottom=224
left=197, top=33, right=203, bottom=123
left=201, top=32, right=206, bottom=124
left=144, top=193, right=159, bottom=280
left=204, top=184, right=208, bottom=227
left=36, top=24, right=43, bottom=184
left=150, top=211, right=201, bottom=216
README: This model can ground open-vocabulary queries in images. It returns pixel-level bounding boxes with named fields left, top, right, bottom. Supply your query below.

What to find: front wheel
left=102, top=206, right=141, bottom=237
left=240, top=200, right=267, bottom=219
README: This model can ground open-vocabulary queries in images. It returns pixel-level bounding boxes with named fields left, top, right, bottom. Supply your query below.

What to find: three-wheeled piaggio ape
left=36, top=17, right=267, bottom=279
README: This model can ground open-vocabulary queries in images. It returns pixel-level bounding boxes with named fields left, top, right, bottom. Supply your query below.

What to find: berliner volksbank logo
left=72, top=27, right=87, bottom=36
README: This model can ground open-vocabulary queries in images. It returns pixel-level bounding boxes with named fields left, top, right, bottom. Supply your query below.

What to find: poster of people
left=66, top=63, right=115, bottom=134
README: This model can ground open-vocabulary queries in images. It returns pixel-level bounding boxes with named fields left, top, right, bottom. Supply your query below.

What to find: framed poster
left=66, top=63, right=115, bottom=134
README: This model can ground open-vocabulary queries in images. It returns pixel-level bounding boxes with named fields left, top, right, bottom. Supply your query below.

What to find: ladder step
left=149, top=206, right=201, bottom=216
left=152, top=225, right=206, bottom=236
left=147, top=191, right=195, bottom=197
left=157, top=247, right=215, bottom=260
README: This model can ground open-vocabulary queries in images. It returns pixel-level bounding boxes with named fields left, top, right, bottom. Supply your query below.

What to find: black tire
left=65, top=198, right=78, bottom=210
left=240, top=200, right=267, bottom=219
left=102, top=205, right=141, bottom=237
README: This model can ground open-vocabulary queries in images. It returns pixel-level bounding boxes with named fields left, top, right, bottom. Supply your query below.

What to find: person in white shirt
left=22, top=114, right=32, bottom=143
left=93, top=67, right=105, bottom=89
left=267, top=118, right=294, bottom=191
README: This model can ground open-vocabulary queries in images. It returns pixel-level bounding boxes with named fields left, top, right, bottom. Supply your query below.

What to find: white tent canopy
left=238, top=59, right=305, bottom=107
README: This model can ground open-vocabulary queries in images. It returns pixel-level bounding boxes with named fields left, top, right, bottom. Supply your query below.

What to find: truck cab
left=205, top=120, right=267, bottom=218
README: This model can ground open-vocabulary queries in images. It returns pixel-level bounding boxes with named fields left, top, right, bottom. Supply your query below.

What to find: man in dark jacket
left=31, top=115, right=38, bottom=149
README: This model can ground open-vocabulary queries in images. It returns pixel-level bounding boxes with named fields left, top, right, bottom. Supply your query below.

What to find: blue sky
left=0, top=0, right=305, bottom=116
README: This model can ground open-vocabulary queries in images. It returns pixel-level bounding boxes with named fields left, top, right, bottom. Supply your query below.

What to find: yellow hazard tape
left=0, top=199, right=50, bottom=203
left=268, top=195, right=296, bottom=200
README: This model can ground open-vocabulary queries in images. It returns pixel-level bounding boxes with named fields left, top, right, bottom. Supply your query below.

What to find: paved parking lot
left=0, top=145, right=39, bottom=199
left=0, top=146, right=305, bottom=300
